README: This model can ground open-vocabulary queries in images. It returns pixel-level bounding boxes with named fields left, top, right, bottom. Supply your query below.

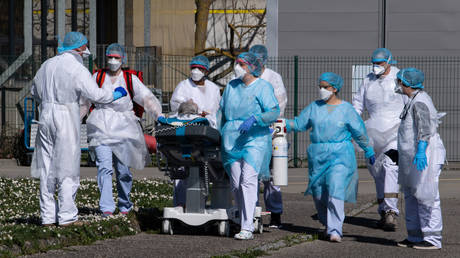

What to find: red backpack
left=93, top=68, right=145, bottom=118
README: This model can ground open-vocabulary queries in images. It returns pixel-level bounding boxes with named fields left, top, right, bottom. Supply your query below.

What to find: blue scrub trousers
left=263, top=180, right=283, bottom=214
left=95, top=145, right=133, bottom=213
left=313, top=194, right=345, bottom=237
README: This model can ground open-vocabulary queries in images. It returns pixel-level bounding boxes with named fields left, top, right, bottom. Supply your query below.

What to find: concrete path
left=1, top=160, right=459, bottom=257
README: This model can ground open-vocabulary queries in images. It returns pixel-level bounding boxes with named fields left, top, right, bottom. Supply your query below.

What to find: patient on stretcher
left=159, top=100, right=214, bottom=127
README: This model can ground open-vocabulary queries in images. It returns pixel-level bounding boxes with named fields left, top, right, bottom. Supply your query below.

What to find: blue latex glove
left=157, top=116, right=167, bottom=124
left=368, top=155, right=376, bottom=165
left=238, top=116, right=257, bottom=134
left=413, top=140, right=428, bottom=171
left=113, top=87, right=128, bottom=101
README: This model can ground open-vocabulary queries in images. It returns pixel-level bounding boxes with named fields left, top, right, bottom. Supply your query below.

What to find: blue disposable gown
left=219, top=78, right=280, bottom=180
left=286, top=100, right=375, bottom=203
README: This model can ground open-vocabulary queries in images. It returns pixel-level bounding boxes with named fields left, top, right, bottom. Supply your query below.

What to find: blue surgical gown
left=286, top=100, right=374, bottom=203
left=219, top=78, right=280, bottom=180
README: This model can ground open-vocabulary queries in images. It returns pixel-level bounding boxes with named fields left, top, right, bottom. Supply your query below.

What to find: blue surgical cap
left=319, top=72, right=344, bottom=92
left=397, top=68, right=424, bottom=89
left=106, top=43, right=127, bottom=64
left=57, top=31, right=88, bottom=54
left=249, top=45, right=268, bottom=65
left=236, top=52, right=262, bottom=77
left=372, top=48, right=397, bottom=64
left=190, top=55, right=210, bottom=71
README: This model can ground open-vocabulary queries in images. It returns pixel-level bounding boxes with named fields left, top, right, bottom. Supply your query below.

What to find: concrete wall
left=278, top=0, right=380, bottom=56
left=277, top=0, right=460, bottom=56
left=127, top=0, right=195, bottom=55
left=387, top=0, right=460, bottom=56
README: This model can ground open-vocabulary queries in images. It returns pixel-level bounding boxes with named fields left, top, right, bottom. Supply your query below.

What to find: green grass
left=0, top=177, right=172, bottom=257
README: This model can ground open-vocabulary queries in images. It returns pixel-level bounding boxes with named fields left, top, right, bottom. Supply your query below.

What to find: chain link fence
left=1, top=53, right=459, bottom=163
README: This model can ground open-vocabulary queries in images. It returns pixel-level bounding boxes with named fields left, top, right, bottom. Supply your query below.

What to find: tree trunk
left=194, top=0, right=215, bottom=55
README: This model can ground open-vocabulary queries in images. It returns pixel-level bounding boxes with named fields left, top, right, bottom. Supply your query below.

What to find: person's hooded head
left=57, top=31, right=90, bottom=58
left=371, top=48, right=396, bottom=76
left=318, top=72, right=343, bottom=101
left=189, top=55, right=210, bottom=82
left=234, top=52, right=263, bottom=79
left=106, top=43, right=127, bottom=72
left=249, top=44, right=268, bottom=67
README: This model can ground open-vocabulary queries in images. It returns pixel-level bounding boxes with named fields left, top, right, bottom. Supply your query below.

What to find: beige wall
left=128, top=0, right=195, bottom=56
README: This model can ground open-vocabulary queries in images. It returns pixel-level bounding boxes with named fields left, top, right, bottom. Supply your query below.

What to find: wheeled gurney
left=155, top=117, right=263, bottom=236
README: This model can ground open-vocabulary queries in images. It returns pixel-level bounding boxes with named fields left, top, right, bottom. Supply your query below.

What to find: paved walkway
left=1, top=160, right=459, bottom=257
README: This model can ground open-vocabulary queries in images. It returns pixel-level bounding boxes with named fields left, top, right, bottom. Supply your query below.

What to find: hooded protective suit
left=398, top=91, right=446, bottom=204
left=398, top=90, right=445, bottom=248
left=83, top=72, right=162, bottom=170
left=352, top=66, right=406, bottom=218
left=31, top=50, right=114, bottom=225
left=170, top=79, right=221, bottom=128
left=353, top=67, right=405, bottom=156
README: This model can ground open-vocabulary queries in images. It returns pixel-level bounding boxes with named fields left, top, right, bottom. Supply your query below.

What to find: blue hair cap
left=372, top=48, right=397, bottom=64
left=57, top=31, right=88, bottom=54
left=397, top=67, right=424, bottom=89
left=319, top=72, right=344, bottom=92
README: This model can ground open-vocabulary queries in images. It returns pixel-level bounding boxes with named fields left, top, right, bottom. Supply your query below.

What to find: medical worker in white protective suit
left=219, top=52, right=280, bottom=240
left=170, top=55, right=221, bottom=128
left=249, top=45, right=287, bottom=228
left=285, top=72, right=375, bottom=243
left=81, top=43, right=162, bottom=217
left=31, top=32, right=127, bottom=226
left=394, top=68, right=446, bottom=250
left=169, top=55, right=221, bottom=207
left=352, top=48, right=406, bottom=231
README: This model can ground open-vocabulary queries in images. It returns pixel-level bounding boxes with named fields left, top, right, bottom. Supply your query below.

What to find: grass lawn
left=0, top=177, right=173, bottom=257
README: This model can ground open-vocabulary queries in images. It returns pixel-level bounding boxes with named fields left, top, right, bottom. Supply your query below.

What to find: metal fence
left=267, top=56, right=460, bottom=164
left=160, top=55, right=460, bottom=163
left=1, top=54, right=459, bottom=163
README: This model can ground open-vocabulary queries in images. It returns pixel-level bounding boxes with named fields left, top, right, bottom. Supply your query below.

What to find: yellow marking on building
left=208, top=9, right=265, bottom=14
left=33, top=8, right=264, bottom=15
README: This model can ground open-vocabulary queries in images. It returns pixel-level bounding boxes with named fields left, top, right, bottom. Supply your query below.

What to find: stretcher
left=155, top=117, right=263, bottom=236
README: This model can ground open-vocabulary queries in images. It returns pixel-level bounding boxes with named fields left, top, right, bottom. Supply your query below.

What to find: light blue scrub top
left=219, top=78, right=280, bottom=180
left=286, top=100, right=374, bottom=203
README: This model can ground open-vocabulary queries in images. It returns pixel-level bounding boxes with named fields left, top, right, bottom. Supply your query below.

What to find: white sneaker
left=234, top=230, right=254, bottom=240
left=329, top=234, right=342, bottom=243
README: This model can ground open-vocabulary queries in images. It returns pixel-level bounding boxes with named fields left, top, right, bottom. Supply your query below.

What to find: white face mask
left=80, top=48, right=91, bottom=58
left=234, top=64, right=247, bottom=79
left=394, top=83, right=404, bottom=94
left=107, top=58, right=122, bottom=72
left=373, top=64, right=385, bottom=75
left=190, top=68, right=205, bottom=81
left=319, top=88, right=333, bottom=101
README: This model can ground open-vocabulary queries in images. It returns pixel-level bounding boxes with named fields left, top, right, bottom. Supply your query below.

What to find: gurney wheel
left=217, top=221, right=230, bottom=237
left=162, top=219, right=173, bottom=235
left=254, top=218, right=263, bottom=234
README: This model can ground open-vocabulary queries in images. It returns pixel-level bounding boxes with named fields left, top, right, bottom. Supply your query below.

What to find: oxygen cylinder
left=272, top=119, right=288, bottom=186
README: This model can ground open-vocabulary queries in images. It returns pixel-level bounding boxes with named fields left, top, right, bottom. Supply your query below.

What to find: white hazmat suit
left=398, top=90, right=445, bottom=248
left=353, top=67, right=405, bottom=218
left=83, top=71, right=162, bottom=170
left=170, top=78, right=221, bottom=128
left=31, top=51, right=114, bottom=225
left=260, top=68, right=287, bottom=117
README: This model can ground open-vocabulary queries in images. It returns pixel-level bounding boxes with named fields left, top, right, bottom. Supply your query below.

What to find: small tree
left=194, top=0, right=266, bottom=86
